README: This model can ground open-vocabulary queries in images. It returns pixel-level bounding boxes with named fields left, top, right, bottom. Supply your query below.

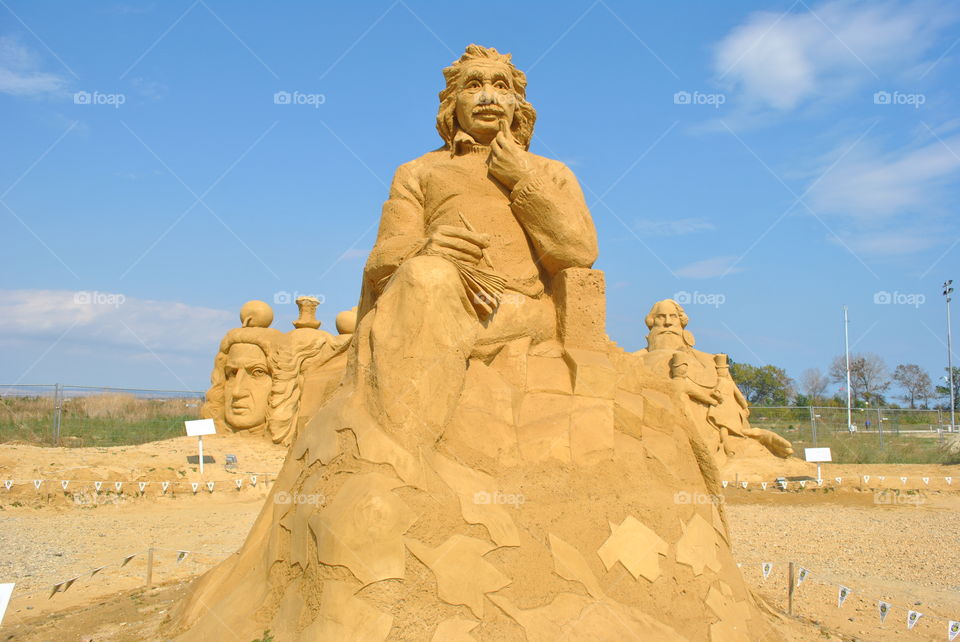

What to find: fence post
left=788, top=562, right=795, bottom=615
left=808, top=406, right=817, bottom=446
left=146, top=547, right=154, bottom=588
left=52, top=383, right=63, bottom=446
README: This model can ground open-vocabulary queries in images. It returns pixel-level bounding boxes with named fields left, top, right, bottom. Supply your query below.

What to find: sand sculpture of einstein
left=170, top=46, right=782, bottom=641
left=353, top=44, right=598, bottom=447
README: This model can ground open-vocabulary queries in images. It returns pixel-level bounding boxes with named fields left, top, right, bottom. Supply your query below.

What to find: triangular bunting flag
left=138, top=482, right=147, bottom=493
left=49, top=582, right=64, bottom=598
left=62, top=577, right=78, bottom=592
left=948, top=620, right=960, bottom=640
left=61, top=480, right=69, bottom=490
left=863, top=475, right=870, bottom=483
left=761, top=562, right=773, bottom=580
left=33, top=480, right=41, bottom=490
left=799, top=480, right=807, bottom=488
left=878, top=600, right=891, bottom=622
left=90, top=566, right=106, bottom=577
left=114, top=482, right=123, bottom=492
left=838, top=585, right=851, bottom=607
left=878, top=476, right=885, bottom=482
left=761, top=482, right=767, bottom=490
left=900, top=477, right=907, bottom=484
left=94, top=481, right=103, bottom=492
left=740, top=481, right=748, bottom=489
left=250, top=475, right=258, bottom=486
left=796, top=567, right=809, bottom=587
left=3, top=480, right=11, bottom=490
left=922, top=477, right=929, bottom=485
left=206, top=481, right=215, bottom=492
left=235, top=478, right=243, bottom=489
left=161, top=481, right=170, bottom=493
left=177, top=550, right=189, bottom=564
left=947, top=477, right=953, bottom=485
left=907, top=610, right=922, bottom=630
left=191, top=482, right=199, bottom=493
left=835, top=477, right=842, bottom=485
left=121, top=553, right=137, bottom=567
left=721, top=480, right=728, bottom=488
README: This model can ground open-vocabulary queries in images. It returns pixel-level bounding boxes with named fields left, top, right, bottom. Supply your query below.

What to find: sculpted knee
left=394, top=254, right=461, bottom=291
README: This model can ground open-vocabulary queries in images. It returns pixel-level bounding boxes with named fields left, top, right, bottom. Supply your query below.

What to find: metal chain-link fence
left=749, top=406, right=957, bottom=464
left=0, top=384, right=204, bottom=447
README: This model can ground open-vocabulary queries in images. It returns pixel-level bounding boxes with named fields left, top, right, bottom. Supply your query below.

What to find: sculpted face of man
left=647, top=301, right=685, bottom=352
left=223, top=343, right=271, bottom=430
left=454, top=60, right=517, bottom=145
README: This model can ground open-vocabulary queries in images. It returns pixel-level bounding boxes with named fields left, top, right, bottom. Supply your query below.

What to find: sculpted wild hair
left=436, top=44, right=537, bottom=150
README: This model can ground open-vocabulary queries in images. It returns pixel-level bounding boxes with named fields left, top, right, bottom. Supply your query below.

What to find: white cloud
left=808, top=133, right=960, bottom=219
left=714, top=1, right=953, bottom=112
left=827, top=231, right=939, bottom=255
left=0, top=36, right=67, bottom=97
left=675, top=256, right=744, bottom=278
left=0, top=289, right=233, bottom=358
left=635, top=217, right=716, bottom=237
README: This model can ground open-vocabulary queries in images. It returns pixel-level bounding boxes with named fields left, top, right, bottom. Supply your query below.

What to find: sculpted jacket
left=360, top=138, right=598, bottom=317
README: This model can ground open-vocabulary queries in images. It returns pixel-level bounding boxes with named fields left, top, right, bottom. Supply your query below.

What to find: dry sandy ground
left=1, top=440, right=958, bottom=641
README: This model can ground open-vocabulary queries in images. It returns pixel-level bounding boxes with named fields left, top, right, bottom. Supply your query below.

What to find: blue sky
left=1, top=0, right=957, bottom=399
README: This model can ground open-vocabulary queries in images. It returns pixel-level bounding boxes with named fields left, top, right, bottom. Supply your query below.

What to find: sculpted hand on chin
left=421, top=225, right=490, bottom=265
left=488, top=119, right=532, bottom=190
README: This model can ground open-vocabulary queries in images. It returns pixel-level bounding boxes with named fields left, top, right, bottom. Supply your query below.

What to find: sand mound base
left=167, top=353, right=790, bottom=641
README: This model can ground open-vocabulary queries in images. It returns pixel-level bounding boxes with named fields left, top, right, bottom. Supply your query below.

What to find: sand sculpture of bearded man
left=351, top=43, right=598, bottom=448
left=636, top=298, right=793, bottom=465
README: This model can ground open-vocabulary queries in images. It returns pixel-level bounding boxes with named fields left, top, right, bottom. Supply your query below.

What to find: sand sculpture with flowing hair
left=168, top=45, right=792, bottom=641
left=201, top=298, right=352, bottom=446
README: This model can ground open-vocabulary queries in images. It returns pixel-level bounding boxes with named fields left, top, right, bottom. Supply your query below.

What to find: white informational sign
left=0, top=583, right=13, bottom=625
left=805, top=447, right=832, bottom=462
left=184, top=419, right=216, bottom=437
left=185, top=418, right=216, bottom=474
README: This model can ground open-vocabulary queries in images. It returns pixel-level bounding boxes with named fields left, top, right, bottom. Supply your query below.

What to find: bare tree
left=799, top=368, right=830, bottom=404
left=829, top=353, right=891, bottom=406
left=892, top=364, right=933, bottom=409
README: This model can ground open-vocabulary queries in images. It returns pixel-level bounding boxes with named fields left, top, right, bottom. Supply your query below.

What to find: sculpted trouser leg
left=368, top=255, right=479, bottom=444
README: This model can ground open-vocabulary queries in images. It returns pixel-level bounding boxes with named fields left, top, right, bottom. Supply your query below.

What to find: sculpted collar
left=452, top=130, right=492, bottom=156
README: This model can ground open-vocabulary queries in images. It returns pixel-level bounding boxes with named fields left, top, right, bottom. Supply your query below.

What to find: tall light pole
left=844, top=305, right=853, bottom=431
left=944, top=280, right=955, bottom=432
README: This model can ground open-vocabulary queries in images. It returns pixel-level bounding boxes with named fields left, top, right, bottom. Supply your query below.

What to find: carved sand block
left=597, top=515, right=669, bottom=582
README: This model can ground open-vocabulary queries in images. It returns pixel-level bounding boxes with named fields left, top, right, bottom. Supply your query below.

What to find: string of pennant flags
left=721, top=475, right=953, bottom=490
left=1, top=475, right=272, bottom=495
left=747, top=560, right=960, bottom=639
left=3, top=545, right=235, bottom=610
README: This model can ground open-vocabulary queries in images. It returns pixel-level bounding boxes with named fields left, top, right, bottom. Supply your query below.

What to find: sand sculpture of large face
left=645, top=299, right=693, bottom=351
left=436, top=44, right=536, bottom=151
left=206, top=327, right=282, bottom=436
left=223, top=342, right=272, bottom=430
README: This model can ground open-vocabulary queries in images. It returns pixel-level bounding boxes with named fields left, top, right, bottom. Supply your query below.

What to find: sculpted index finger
left=442, top=226, right=490, bottom=248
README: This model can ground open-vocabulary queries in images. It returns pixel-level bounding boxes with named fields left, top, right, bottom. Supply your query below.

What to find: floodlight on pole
left=843, top=306, right=853, bottom=432
left=944, top=280, right=955, bottom=432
